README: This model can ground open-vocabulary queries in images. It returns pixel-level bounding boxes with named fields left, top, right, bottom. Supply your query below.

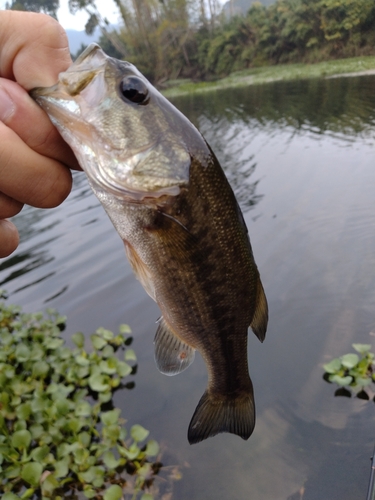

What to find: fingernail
left=0, top=84, right=15, bottom=123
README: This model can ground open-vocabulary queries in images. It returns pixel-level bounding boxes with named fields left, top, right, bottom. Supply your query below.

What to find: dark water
left=1, top=75, right=375, bottom=499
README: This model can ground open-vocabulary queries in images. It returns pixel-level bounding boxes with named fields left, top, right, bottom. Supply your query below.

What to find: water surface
left=1, top=75, right=375, bottom=500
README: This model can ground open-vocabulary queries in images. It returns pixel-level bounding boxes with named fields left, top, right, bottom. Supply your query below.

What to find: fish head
left=31, top=44, right=205, bottom=202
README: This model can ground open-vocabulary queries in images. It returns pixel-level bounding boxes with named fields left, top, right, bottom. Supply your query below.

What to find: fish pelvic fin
left=250, top=277, right=268, bottom=343
left=154, top=317, right=195, bottom=376
left=188, top=390, right=255, bottom=445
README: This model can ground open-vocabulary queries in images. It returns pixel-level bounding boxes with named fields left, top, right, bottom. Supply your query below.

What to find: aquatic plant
left=0, top=290, right=162, bottom=500
left=323, top=343, right=375, bottom=400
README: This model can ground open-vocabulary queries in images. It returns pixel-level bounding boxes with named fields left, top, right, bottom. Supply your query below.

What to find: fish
left=31, top=44, right=268, bottom=444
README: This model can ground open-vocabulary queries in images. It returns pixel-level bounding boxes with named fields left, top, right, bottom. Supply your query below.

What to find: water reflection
left=0, top=75, right=374, bottom=500
left=173, top=76, right=375, bottom=141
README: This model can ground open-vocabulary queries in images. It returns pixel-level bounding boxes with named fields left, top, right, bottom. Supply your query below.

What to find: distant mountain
left=222, top=0, right=276, bottom=17
left=66, top=28, right=100, bottom=55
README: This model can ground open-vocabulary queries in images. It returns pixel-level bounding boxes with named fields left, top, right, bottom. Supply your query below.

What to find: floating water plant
left=323, top=343, right=375, bottom=400
left=0, top=290, right=163, bottom=499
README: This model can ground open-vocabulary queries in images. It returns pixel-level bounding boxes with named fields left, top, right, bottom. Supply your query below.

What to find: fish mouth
left=33, top=93, right=183, bottom=201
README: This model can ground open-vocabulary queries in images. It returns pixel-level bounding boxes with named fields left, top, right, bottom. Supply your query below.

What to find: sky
left=0, top=0, right=120, bottom=31
left=57, top=0, right=120, bottom=31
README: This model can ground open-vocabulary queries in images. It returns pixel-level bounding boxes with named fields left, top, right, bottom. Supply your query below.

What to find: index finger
left=0, top=11, right=72, bottom=89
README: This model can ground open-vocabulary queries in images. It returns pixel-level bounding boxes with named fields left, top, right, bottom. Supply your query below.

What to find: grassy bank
left=162, top=56, right=375, bottom=98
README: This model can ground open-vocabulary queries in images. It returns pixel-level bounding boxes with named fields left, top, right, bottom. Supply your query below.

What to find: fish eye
left=119, top=76, right=149, bottom=105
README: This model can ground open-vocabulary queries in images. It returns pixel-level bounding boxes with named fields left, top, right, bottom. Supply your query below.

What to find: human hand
left=0, top=11, right=80, bottom=258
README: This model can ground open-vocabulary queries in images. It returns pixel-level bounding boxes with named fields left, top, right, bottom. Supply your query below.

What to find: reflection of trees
left=173, top=75, right=375, bottom=140
left=171, top=75, right=375, bottom=211
left=200, top=115, right=264, bottom=212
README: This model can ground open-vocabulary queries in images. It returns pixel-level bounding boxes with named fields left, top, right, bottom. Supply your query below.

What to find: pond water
left=1, top=75, right=375, bottom=500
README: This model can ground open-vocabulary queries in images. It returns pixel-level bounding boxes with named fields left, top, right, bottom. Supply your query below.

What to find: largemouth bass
left=31, top=44, right=268, bottom=444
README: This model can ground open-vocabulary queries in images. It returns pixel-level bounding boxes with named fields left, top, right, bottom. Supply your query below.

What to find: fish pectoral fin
left=250, top=277, right=268, bottom=343
left=154, top=317, right=195, bottom=376
left=188, top=390, right=255, bottom=445
left=124, top=241, right=155, bottom=301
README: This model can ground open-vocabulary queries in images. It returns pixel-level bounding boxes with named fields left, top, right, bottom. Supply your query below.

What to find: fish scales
left=31, top=44, right=268, bottom=444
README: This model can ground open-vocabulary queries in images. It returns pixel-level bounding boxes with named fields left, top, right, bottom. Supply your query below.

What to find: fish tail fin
left=188, top=390, right=255, bottom=445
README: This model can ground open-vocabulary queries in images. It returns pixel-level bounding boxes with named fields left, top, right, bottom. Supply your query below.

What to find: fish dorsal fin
left=250, top=277, right=268, bottom=343
left=124, top=242, right=155, bottom=301
left=154, top=317, right=195, bottom=376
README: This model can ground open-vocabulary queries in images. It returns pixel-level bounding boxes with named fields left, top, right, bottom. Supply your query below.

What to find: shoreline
left=162, top=56, right=375, bottom=98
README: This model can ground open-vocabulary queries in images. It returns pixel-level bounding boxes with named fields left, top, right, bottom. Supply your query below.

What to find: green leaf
left=91, top=334, right=107, bottom=350
left=73, top=448, right=90, bottom=465
left=3, top=493, right=20, bottom=500
left=41, top=472, right=59, bottom=496
left=75, top=401, right=92, bottom=417
left=140, top=494, right=154, bottom=500
left=15, top=342, right=31, bottom=361
left=137, top=463, right=152, bottom=478
left=131, top=424, right=149, bottom=442
left=116, top=361, right=132, bottom=377
left=55, top=399, right=70, bottom=416
left=102, top=424, right=121, bottom=443
left=20, top=487, right=35, bottom=499
left=121, top=443, right=140, bottom=460
left=30, top=424, right=45, bottom=440
left=11, top=429, right=32, bottom=450
left=21, top=462, right=43, bottom=487
left=145, top=439, right=160, bottom=457
left=119, top=324, right=131, bottom=334
left=323, top=358, right=341, bottom=374
left=68, top=418, right=84, bottom=434
left=101, top=409, right=121, bottom=426
left=124, top=349, right=137, bottom=362
left=102, top=451, right=121, bottom=469
left=88, top=373, right=110, bottom=392
left=96, top=328, right=114, bottom=341
left=54, top=458, right=70, bottom=478
left=352, top=344, right=372, bottom=354
left=16, top=402, right=32, bottom=420
left=78, top=466, right=105, bottom=487
left=101, top=345, right=115, bottom=359
left=44, top=338, right=64, bottom=350
left=103, top=484, right=123, bottom=500
left=72, top=332, right=85, bottom=348
left=32, top=360, right=50, bottom=378
left=355, top=377, right=371, bottom=387
left=78, top=431, right=91, bottom=448
left=75, top=355, right=90, bottom=366
left=83, top=486, right=97, bottom=499
left=341, top=353, right=359, bottom=369
left=329, top=375, right=352, bottom=386
left=100, top=358, right=118, bottom=375
left=31, top=445, right=50, bottom=462
left=4, top=464, right=21, bottom=479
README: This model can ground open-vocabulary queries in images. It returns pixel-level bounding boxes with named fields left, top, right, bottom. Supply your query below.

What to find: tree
left=6, top=0, right=59, bottom=18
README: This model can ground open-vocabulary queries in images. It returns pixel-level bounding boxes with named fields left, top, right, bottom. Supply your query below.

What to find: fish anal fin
left=250, top=277, right=268, bottom=343
left=124, top=241, right=155, bottom=300
left=188, top=390, right=255, bottom=445
left=154, top=317, right=195, bottom=376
